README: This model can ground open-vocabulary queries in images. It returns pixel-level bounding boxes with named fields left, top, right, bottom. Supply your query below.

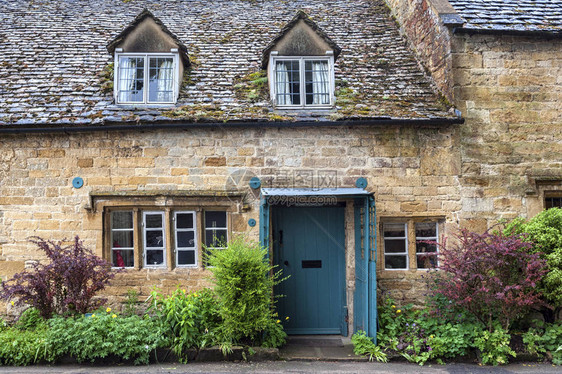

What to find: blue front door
left=273, top=205, right=346, bottom=335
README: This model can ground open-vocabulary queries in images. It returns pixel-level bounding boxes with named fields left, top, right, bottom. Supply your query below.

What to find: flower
left=396, top=309, right=401, bottom=313
left=430, top=335, right=434, bottom=339
left=276, top=319, right=281, bottom=323
left=10, top=301, right=14, bottom=306
left=92, top=314, right=96, bottom=318
left=285, top=316, right=289, bottom=320
left=194, top=293, right=198, bottom=297
left=106, top=307, right=111, bottom=313
left=112, top=314, right=117, bottom=318
left=391, top=305, right=396, bottom=308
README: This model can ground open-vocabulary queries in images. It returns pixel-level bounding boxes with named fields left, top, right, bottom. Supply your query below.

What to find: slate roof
left=0, top=0, right=456, bottom=127
left=449, top=0, right=562, bottom=33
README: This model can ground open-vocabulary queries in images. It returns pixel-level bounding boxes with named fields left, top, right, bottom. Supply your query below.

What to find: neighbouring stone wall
left=384, top=0, right=455, bottom=102
left=451, top=34, right=562, bottom=230
left=0, top=124, right=461, bottom=311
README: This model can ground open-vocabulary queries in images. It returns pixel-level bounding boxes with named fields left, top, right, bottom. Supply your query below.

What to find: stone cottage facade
left=0, top=0, right=559, bottom=336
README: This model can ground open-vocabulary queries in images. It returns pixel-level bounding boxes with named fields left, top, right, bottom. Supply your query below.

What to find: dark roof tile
left=449, top=0, right=562, bottom=32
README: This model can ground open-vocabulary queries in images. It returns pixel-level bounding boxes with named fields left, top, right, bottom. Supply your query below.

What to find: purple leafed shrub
left=428, top=229, right=547, bottom=331
left=0, top=236, right=116, bottom=318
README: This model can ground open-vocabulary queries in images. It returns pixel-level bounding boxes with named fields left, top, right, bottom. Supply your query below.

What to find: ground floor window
left=545, top=196, right=562, bottom=209
left=382, top=219, right=440, bottom=270
left=108, top=208, right=228, bottom=269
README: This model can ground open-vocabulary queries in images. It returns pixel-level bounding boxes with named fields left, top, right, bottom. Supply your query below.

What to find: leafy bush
left=0, top=236, right=116, bottom=318
left=205, top=236, right=286, bottom=348
left=15, top=308, right=44, bottom=331
left=0, top=327, right=50, bottom=365
left=523, top=321, right=562, bottom=365
left=429, top=229, right=546, bottom=331
left=351, top=330, right=388, bottom=362
left=474, top=325, right=516, bottom=366
left=46, top=309, right=162, bottom=365
left=148, top=288, right=221, bottom=362
left=505, top=208, right=562, bottom=310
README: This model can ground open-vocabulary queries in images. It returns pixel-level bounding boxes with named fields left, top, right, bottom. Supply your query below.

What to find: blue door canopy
left=261, top=187, right=371, bottom=198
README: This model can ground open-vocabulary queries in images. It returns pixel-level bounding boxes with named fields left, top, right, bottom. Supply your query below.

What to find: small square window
left=116, top=54, right=177, bottom=104
left=545, top=197, right=562, bottom=209
left=273, top=57, right=333, bottom=108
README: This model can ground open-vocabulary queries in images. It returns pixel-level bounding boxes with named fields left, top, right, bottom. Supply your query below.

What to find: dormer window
left=107, top=9, right=190, bottom=106
left=115, top=52, right=178, bottom=104
left=262, top=11, right=341, bottom=109
left=272, top=55, right=334, bottom=107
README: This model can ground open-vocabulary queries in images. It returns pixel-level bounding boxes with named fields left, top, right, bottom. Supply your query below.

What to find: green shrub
left=523, top=321, right=562, bottom=365
left=148, top=287, right=221, bottom=362
left=205, top=236, right=286, bottom=348
left=351, top=330, right=388, bottom=362
left=15, top=308, right=45, bottom=331
left=474, top=325, right=516, bottom=366
left=0, top=327, right=50, bottom=365
left=505, top=208, right=562, bottom=309
left=46, top=310, right=163, bottom=365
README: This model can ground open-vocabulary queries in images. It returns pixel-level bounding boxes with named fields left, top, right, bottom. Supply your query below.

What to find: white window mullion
left=300, top=58, right=305, bottom=108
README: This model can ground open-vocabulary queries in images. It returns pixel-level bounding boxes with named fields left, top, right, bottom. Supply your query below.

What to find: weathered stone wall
left=384, top=0, right=455, bottom=102
left=451, top=34, right=562, bottom=230
left=0, top=125, right=461, bottom=311
left=387, top=0, right=562, bottom=232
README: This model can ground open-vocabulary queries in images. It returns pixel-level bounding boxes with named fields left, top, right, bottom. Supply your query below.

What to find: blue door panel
left=273, top=206, right=346, bottom=335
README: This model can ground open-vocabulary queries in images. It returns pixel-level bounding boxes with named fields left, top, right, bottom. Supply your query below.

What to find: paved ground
left=0, top=361, right=559, bottom=374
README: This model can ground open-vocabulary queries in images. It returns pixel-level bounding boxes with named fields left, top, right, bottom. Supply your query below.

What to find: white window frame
left=415, top=222, right=439, bottom=270
left=383, top=222, right=409, bottom=270
left=204, top=211, right=228, bottom=264
left=142, top=211, right=166, bottom=268
left=114, top=51, right=179, bottom=105
left=269, top=52, right=335, bottom=109
left=174, top=211, right=198, bottom=267
left=110, top=210, right=135, bottom=269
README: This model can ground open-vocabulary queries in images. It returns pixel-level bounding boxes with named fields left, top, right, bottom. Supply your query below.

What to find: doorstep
left=279, top=335, right=367, bottom=361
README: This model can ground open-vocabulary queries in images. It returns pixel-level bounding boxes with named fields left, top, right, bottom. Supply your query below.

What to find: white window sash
left=415, top=222, right=439, bottom=269
left=174, top=211, right=198, bottom=267
left=111, top=211, right=134, bottom=269
left=271, top=55, right=334, bottom=108
left=115, top=53, right=178, bottom=105
left=143, top=211, right=166, bottom=268
left=383, top=223, right=409, bottom=270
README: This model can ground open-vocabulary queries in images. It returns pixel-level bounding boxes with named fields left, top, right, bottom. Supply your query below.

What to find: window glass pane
left=148, top=57, right=174, bottom=102
left=415, top=222, right=437, bottom=238
left=416, top=241, right=437, bottom=254
left=177, top=231, right=195, bottom=248
left=176, top=213, right=194, bottom=229
left=417, top=254, right=438, bottom=269
left=146, top=230, right=164, bottom=248
left=304, top=60, right=329, bottom=105
left=205, top=211, right=227, bottom=228
left=145, top=214, right=163, bottom=228
left=275, top=60, right=300, bottom=105
left=385, top=255, right=407, bottom=269
left=112, top=230, right=133, bottom=248
left=112, top=249, right=134, bottom=268
left=384, top=239, right=406, bottom=253
left=118, top=57, right=144, bottom=102
left=205, top=229, right=227, bottom=247
left=146, top=250, right=164, bottom=265
left=112, top=211, right=133, bottom=229
left=178, top=250, right=196, bottom=266
left=546, top=197, right=562, bottom=209
left=384, top=223, right=406, bottom=237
